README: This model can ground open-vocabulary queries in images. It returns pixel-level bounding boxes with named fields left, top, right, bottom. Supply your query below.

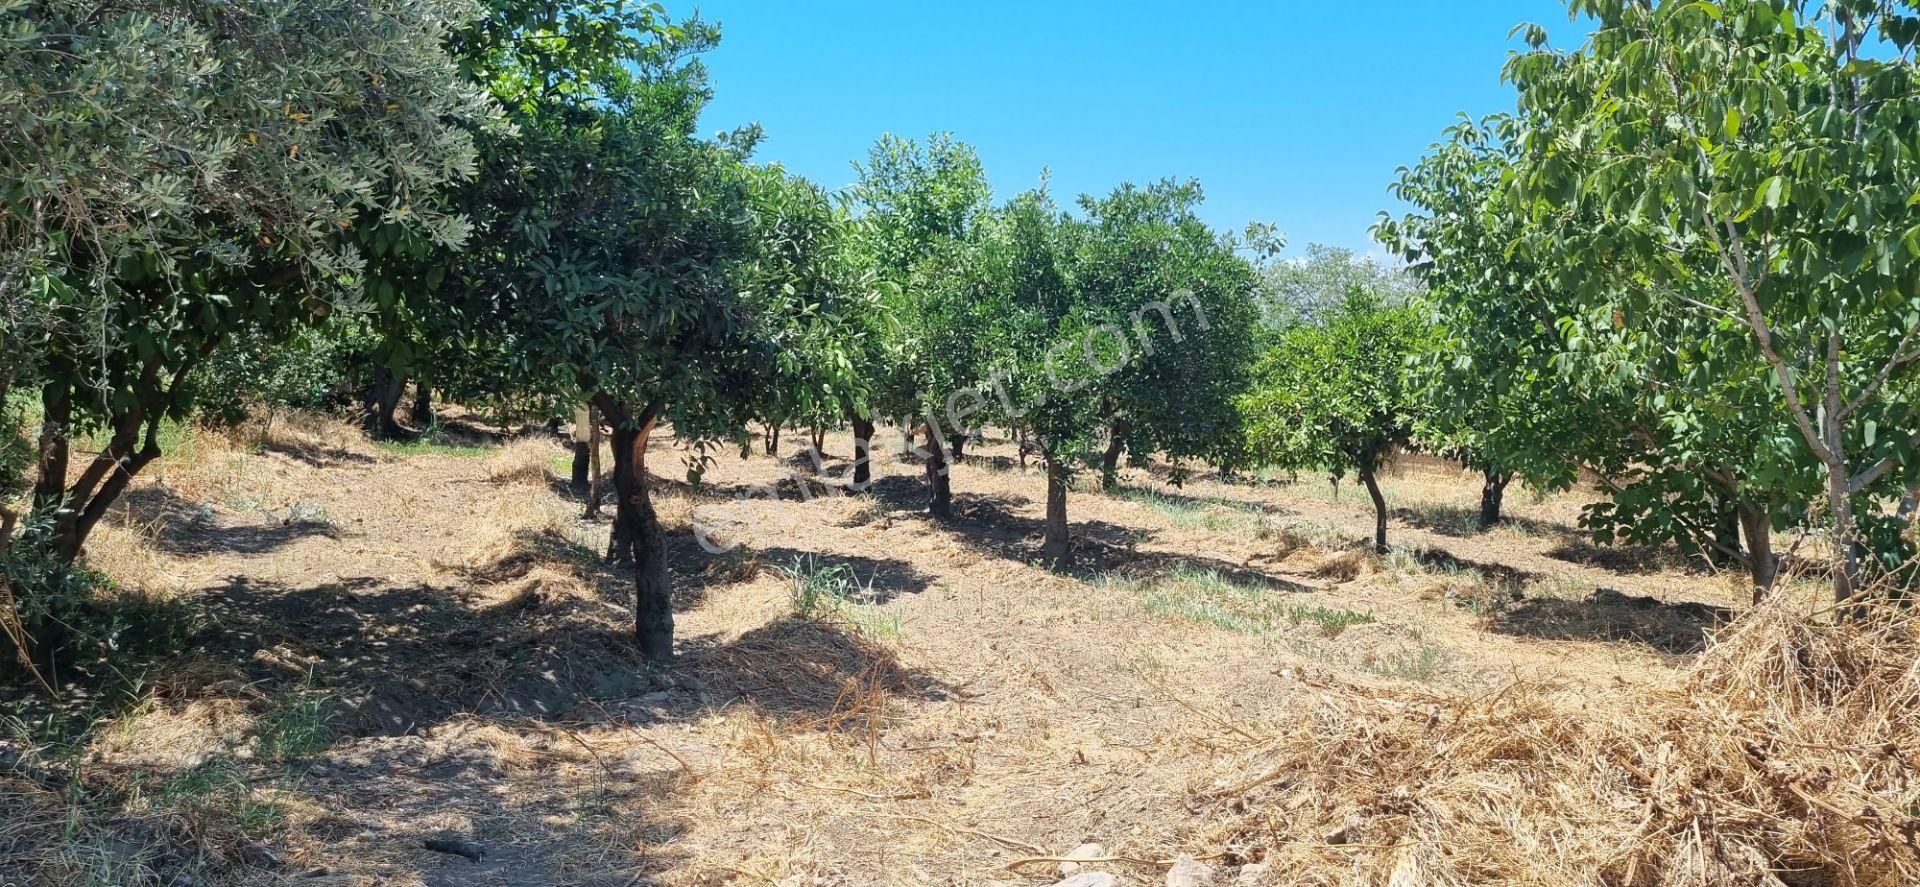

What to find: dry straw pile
left=1208, top=597, right=1920, bottom=886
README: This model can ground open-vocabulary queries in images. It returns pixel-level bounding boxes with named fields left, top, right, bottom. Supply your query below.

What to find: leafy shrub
left=2, top=518, right=196, bottom=682
left=184, top=315, right=378, bottom=426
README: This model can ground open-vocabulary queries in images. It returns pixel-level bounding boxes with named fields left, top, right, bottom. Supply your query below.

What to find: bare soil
left=3, top=415, right=1782, bottom=886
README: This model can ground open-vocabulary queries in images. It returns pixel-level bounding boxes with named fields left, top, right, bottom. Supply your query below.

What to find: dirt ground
left=3, top=414, right=1792, bottom=886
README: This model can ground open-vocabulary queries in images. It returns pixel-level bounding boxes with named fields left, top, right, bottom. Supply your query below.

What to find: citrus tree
left=1242, top=292, right=1430, bottom=552
left=1072, top=180, right=1265, bottom=489
left=846, top=134, right=996, bottom=515
left=972, top=187, right=1097, bottom=566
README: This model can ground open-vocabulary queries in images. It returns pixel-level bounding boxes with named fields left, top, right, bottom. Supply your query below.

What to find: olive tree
left=1, top=0, right=492, bottom=572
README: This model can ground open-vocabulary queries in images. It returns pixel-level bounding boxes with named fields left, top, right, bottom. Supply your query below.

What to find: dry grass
left=482, top=436, right=559, bottom=486
left=1203, top=594, right=1920, bottom=886
left=11, top=422, right=1915, bottom=886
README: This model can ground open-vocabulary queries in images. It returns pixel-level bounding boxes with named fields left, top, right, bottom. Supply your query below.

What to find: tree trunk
left=1737, top=501, right=1778, bottom=604
left=603, top=398, right=673, bottom=661
left=32, top=383, right=71, bottom=512
left=1015, top=425, right=1028, bottom=470
left=924, top=424, right=952, bottom=519
left=950, top=432, right=967, bottom=461
left=1360, top=468, right=1388, bottom=553
left=585, top=414, right=605, bottom=519
left=1042, top=456, right=1070, bottom=569
left=811, top=424, right=826, bottom=455
left=1477, top=468, right=1511, bottom=529
left=1100, top=417, right=1131, bottom=490
left=764, top=422, right=780, bottom=456
left=569, top=406, right=592, bottom=492
left=1827, top=464, right=1860, bottom=603
left=365, top=366, right=405, bottom=440
left=850, top=417, right=876, bottom=492
left=411, top=385, right=433, bottom=427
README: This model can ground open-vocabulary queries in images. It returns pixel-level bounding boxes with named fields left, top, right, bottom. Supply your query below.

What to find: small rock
left=1233, top=863, right=1271, bottom=886
left=1165, top=855, right=1213, bottom=887
left=1059, top=843, right=1107, bottom=876
left=1050, top=873, right=1117, bottom=887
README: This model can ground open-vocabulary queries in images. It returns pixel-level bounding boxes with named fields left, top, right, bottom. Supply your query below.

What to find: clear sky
left=691, top=2, right=1585, bottom=257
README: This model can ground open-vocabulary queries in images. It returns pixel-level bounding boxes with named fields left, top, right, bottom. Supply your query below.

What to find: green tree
left=1383, top=113, right=1805, bottom=593
left=1071, top=180, right=1265, bottom=490
left=1242, top=293, right=1430, bottom=552
left=846, top=134, right=995, bottom=516
left=2, top=0, right=493, bottom=571
left=971, top=186, right=1096, bottom=566
left=1256, top=243, right=1418, bottom=329
left=733, top=166, right=882, bottom=480
left=1506, top=0, right=1920, bottom=599
left=351, top=0, right=708, bottom=439
left=968, top=179, right=1262, bottom=566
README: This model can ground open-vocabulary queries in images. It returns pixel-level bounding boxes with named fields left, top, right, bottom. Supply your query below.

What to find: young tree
left=1242, top=293, right=1429, bottom=552
left=1507, top=0, right=1920, bottom=600
left=846, top=134, right=996, bottom=516
left=353, top=0, right=696, bottom=440
left=1071, top=181, right=1264, bottom=490
left=3, top=0, right=493, bottom=570
left=972, top=188, right=1096, bottom=566
left=971, top=179, right=1262, bottom=566
left=733, top=167, right=882, bottom=485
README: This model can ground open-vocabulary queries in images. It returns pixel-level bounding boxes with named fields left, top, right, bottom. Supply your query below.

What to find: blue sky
left=692, top=2, right=1585, bottom=257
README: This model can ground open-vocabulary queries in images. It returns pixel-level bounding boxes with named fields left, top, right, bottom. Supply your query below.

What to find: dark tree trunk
left=1100, top=417, right=1131, bottom=490
left=1360, top=468, right=1389, bottom=553
left=603, top=398, right=673, bottom=661
left=570, top=441, right=591, bottom=491
left=1738, top=502, right=1778, bottom=604
left=32, top=383, right=71, bottom=512
left=950, top=432, right=967, bottom=461
left=764, top=423, right=780, bottom=456
left=1477, top=468, right=1511, bottom=529
left=1043, top=456, right=1070, bottom=569
left=365, top=366, right=405, bottom=440
left=924, top=425, right=952, bottom=519
left=811, top=424, right=826, bottom=455
left=850, top=417, right=876, bottom=492
left=1016, top=425, right=1028, bottom=470
left=411, top=385, right=433, bottom=427
left=584, top=415, right=605, bottom=519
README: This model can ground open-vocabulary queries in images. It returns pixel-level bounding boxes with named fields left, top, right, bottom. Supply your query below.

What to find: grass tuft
left=1114, top=566, right=1375, bottom=637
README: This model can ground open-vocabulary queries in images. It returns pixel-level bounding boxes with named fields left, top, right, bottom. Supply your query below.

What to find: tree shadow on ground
left=257, top=435, right=377, bottom=468
left=1486, top=587, right=1733, bottom=655
left=745, top=546, right=937, bottom=605
left=1403, top=546, right=1539, bottom=593
left=112, top=486, right=340, bottom=557
left=1545, top=538, right=1701, bottom=576
left=109, top=556, right=952, bottom=885
left=1108, top=482, right=1295, bottom=518
left=932, top=491, right=1320, bottom=594
left=1391, top=503, right=1568, bottom=539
